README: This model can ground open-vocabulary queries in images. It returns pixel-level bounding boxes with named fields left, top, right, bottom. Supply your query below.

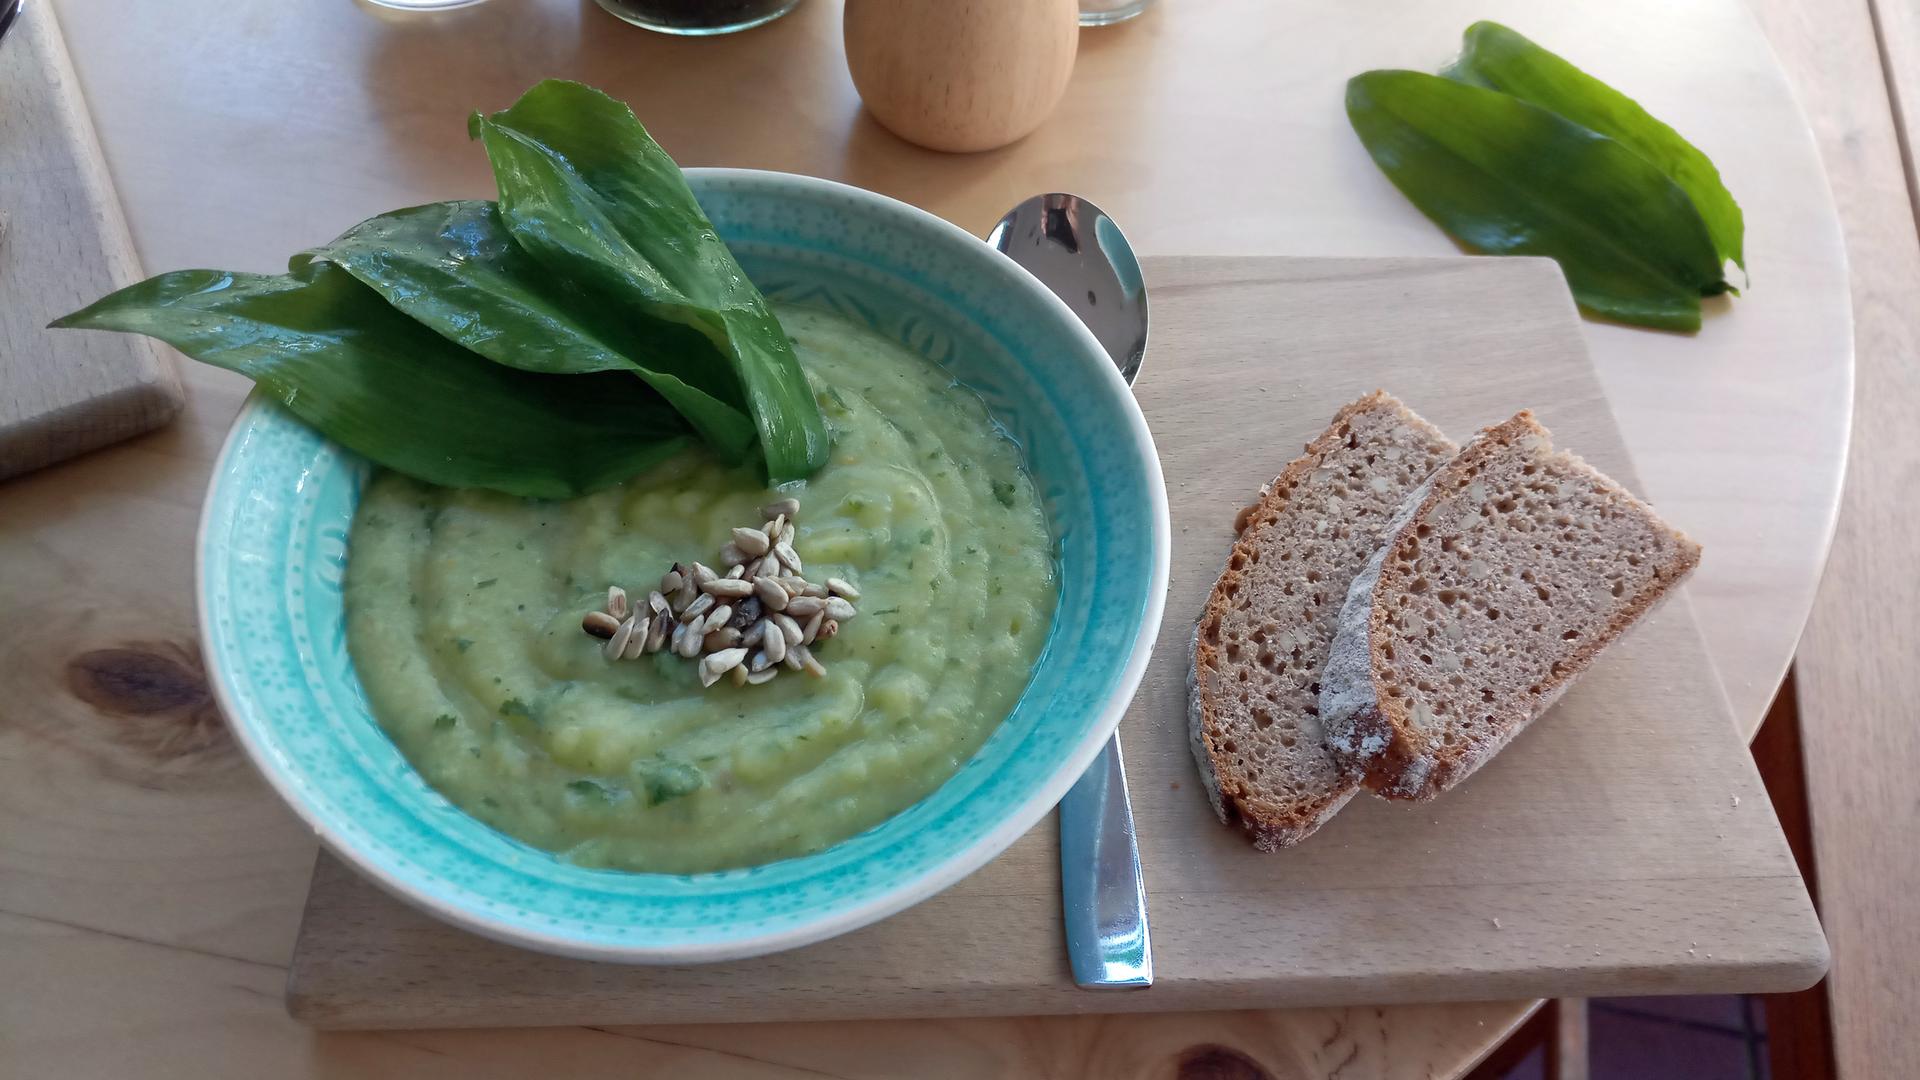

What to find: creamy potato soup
left=344, top=307, right=1057, bottom=873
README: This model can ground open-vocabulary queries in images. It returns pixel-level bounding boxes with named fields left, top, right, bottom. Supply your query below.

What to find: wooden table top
left=0, top=0, right=1870, bottom=1076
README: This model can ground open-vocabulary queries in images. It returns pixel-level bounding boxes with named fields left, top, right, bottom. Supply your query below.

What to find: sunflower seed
left=790, top=643, right=825, bottom=677
left=825, top=577, right=860, bottom=601
left=753, top=576, right=790, bottom=611
left=750, top=649, right=773, bottom=673
left=754, top=554, right=783, bottom=579
left=702, top=605, right=733, bottom=633
left=701, top=577, right=754, bottom=599
left=732, top=526, right=771, bottom=557
left=761, top=625, right=787, bottom=664
left=645, top=612, right=670, bottom=652
left=660, top=568, right=685, bottom=597
left=647, top=591, right=670, bottom=617
left=761, top=497, right=800, bottom=520
left=605, top=615, right=637, bottom=659
left=746, top=666, right=779, bottom=685
left=771, top=611, right=804, bottom=646
left=703, top=626, right=742, bottom=652
left=675, top=568, right=706, bottom=611
left=730, top=663, right=750, bottom=687
left=742, top=620, right=766, bottom=648
left=701, top=647, right=748, bottom=687
left=683, top=592, right=717, bottom=620
left=728, top=596, right=763, bottom=630
left=801, top=609, right=824, bottom=644
left=818, top=618, right=840, bottom=642
left=774, top=540, right=802, bottom=573
left=784, top=595, right=825, bottom=618
left=765, top=513, right=786, bottom=541
left=823, top=597, right=858, bottom=621
left=690, top=562, right=718, bottom=588
left=623, top=624, right=648, bottom=659
left=718, top=542, right=748, bottom=568
left=778, top=576, right=826, bottom=598
left=677, top=622, right=706, bottom=658
left=606, top=586, right=630, bottom=621
left=583, top=610, right=620, bottom=639
left=726, top=563, right=747, bottom=579
left=670, top=619, right=693, bottom=656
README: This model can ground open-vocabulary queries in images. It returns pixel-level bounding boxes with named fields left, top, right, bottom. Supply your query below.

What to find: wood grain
left=285, top=256, right=1825, bottom=1031
left=0, top=0, right=1860, bottom=1073
left=0, top=1, right=180, bottom=479
left=1759, top=0, right=1920, bottom=1075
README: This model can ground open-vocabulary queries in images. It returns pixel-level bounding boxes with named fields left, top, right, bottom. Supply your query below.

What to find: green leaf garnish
left=1444, top=22, right=1744, bottom=274
left=1345, top=69, right=1725, bottom=331
left=51, top=264, right=689, bottom=496
left=296, top=200, right=757, bottom=460
left=54, top=79, right=831, bottom=492
left=469, top=80, right=831, bottom=481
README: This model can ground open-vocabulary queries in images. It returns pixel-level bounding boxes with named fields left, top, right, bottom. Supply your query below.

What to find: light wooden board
left=1774, top=0, right=1920, bottom=1075
left=0, top=1, right=179, bottom=479
left=286, top=256, right=1827, bottom=1030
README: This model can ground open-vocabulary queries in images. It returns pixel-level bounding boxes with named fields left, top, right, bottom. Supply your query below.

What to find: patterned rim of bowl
left=196, top=169, right=1171, bottom=961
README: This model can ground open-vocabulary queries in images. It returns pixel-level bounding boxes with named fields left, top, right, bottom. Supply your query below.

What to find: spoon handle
left=1059, top=735, right=1153, bottom=988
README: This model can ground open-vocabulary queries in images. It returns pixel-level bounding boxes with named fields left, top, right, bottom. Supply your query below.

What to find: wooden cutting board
left=286, top=255, right=1826, bottom=1029
left=0, top=2, right=179, bottom=480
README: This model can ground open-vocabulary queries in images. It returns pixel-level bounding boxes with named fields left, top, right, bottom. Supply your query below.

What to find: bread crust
left=1321, top=412, right=1703, bottom=800
left=1188, top=391, right=1441, bottom=848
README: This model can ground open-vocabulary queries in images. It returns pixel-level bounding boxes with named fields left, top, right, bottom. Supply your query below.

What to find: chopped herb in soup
left=344, top=307, right=1057, bottom=873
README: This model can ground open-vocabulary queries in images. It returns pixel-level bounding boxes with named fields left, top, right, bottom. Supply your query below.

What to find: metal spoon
left=989, top=194, right=1152, bottom=989
left=0, top=0, right=22, bottom=46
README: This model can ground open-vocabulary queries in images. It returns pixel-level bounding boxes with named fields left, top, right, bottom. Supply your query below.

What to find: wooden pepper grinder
left=844, top=0, right=1080, bottom=154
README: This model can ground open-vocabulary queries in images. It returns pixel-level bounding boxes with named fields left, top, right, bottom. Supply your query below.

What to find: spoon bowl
left=989, top=194, right=1149, bottom=384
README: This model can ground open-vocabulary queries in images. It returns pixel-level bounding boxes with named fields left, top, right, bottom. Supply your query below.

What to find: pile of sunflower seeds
left=580, top=497, right=860, bottom=688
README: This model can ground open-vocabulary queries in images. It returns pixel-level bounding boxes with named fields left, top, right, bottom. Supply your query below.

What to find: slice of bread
left=1321, top=411, right=1702, bottom=801
left=1189, top=391, right=1457, bottom=849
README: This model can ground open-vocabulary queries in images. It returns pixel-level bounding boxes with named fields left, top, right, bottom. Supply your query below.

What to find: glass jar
left=593, top=0, right=804, bottom=36
left=1079, top=0, right=1152, bottom=26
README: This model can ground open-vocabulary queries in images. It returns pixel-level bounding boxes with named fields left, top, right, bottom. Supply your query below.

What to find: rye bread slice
left=1189, top=391, right=1457, bottom=849
left=1320, top=411, right=1702, bottom=801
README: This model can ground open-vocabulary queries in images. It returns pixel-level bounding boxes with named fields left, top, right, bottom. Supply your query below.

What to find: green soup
left=344, top=307, right=1057, bottom=873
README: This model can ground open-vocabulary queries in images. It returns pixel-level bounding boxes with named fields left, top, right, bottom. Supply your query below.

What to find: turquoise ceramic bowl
left=198, top=170, right=1170, bottom=961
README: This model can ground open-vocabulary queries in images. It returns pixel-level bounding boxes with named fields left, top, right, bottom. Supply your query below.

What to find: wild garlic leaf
left=52, top=263, right=688, bottom=497
left=1346, top=70, right=1726, bottom=332
left=1446, top=21, right=1745, bottom=275
left=297, top=200, right=756, bottom=461
left=471, top=80, right=831, bottom=480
